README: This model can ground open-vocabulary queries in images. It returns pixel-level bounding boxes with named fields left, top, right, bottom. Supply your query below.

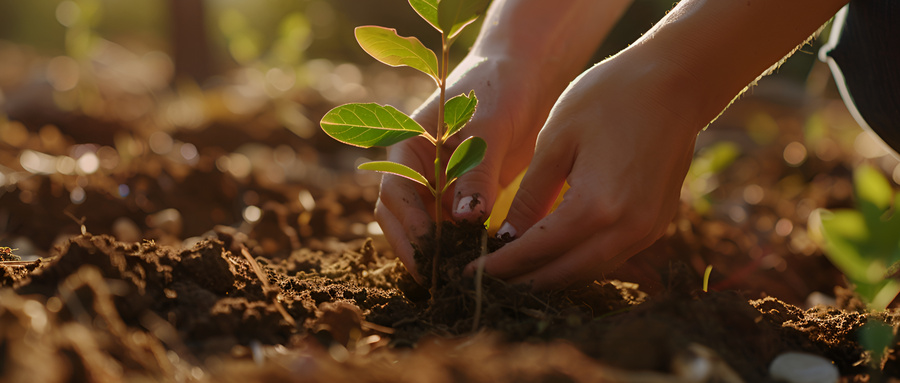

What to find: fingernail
left=497, top=222, right=517, bottom=238
left=456, top=195, right=475, bottom=215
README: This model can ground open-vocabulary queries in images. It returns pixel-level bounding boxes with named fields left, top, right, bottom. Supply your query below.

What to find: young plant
left=813, top=164, right=900, bottom=363
left=319, top=0, right=490, bottom=297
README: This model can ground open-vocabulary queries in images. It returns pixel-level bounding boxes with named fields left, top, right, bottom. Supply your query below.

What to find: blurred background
left=0, top=0, right=821, bottom=98
left=0, top=0, right=895, bottom=305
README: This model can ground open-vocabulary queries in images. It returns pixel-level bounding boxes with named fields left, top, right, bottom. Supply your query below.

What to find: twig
left=240, top=247, right=296, bottom=327
left=64, top=211, right=88, bottom=235
left=0, top=261, right=38, bottom=267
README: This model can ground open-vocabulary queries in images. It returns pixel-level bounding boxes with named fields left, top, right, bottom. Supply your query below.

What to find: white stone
left=769, top=352, right=839, bottom=383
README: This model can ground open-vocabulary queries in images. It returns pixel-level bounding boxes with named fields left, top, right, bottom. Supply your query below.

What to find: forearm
left=470, top=0, right=633, bottom=87
left=627, top=0, right=848, bottom=129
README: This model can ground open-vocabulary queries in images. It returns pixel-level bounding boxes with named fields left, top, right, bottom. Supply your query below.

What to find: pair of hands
left=373, top=0, right=849, bottom=290
left=375, top=48, right=703, bottom=290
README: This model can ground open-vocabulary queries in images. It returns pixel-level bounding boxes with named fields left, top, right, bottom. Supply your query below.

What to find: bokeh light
left=297, top=189, right=315, bottom=211
left=70, top=186, right=86, bottom=204
left=180, top=143, right=198, bottom=162
left=96, top=146, right=119, bottom=170
left=20, top=150, right=57, bottom=174
left=243, top=205, right=261, bottom=223
left=149, top=131, right=173, bottom=155
left=56, top=156, right=77, bottom=174
left=742, top=184, right=764, bottom=205
left=76, top=151, right=99, bottom=174
left=782, top=141, right=807, bottom=166
left=46, top=56, right=80, bottom=92
left=55, top=1, right=81, bottom=27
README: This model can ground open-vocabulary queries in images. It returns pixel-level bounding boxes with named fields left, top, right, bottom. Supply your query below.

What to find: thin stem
left=471, top=229, right=488, bottom=332
left=430, top=34, right=450, bottom=301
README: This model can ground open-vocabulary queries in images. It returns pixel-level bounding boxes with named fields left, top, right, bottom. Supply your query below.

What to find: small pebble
left=147, top=208, right=183, bottom=237
left=112, top=217, right=141, bottom=243
left=769, top=352, right=838, bottom=383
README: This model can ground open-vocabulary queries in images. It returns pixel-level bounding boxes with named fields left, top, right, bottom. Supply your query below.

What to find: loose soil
left=1, top=42, right=899, bottom=382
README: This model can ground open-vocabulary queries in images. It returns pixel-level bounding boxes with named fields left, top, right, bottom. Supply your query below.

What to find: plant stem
left=430, top=34, right=450, bottom=301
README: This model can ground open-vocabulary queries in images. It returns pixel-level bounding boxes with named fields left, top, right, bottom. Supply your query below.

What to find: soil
left=1, top=42, right=899, bottom=382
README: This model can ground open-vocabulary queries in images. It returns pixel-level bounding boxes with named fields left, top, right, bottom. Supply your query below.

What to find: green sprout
left=813, top=164, right=900, bottom=363
left=319, top=0, right=490, bottom=297
left=702, top=265, right=713, bottom=293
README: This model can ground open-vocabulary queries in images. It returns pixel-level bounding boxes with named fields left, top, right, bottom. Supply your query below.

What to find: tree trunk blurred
left=169, top=0, right=211, bottom=83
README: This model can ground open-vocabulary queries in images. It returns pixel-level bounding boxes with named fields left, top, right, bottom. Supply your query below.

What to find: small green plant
left=319, top=0, right=490, bottom=297
left=813, top=164, right=900, bottom=364
left=702, top=265, right=713, bottom=293
left=683, top=141, right=741, bottom=214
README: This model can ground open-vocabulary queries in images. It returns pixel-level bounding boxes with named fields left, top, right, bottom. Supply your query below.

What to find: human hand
left=445, top=0, right=849, bottom=290
left=463, top=53, right=705, bottom=290
left=375, top=54, right=558, bottom=282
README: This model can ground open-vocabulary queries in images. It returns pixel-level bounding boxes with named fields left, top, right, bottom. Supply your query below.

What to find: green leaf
left=445, top=136, right=486, bottom=186
left=355, top=26, right=439, bottom=82
left=443, top=91, right=477, bottom=139
left=320, top=103, right=424, bottom=148
left=409, top=0, right=439, bottom=31
left=854, top=164, right=892, bottom=210
left=860, top=319, right=894, bottom=358
left=819, top=209, right=870, bottom=282
left=359, top=161, right=431, bottom=189
left=438, top=0, right=490, bottom=40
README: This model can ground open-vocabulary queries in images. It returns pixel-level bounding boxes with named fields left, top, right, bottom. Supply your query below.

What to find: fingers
left=451, top=169, right=497, bottom=222
left=467, top=194, right=599, bottom=280
left=470, top=157, right=688, bottom=289
left=466, top=194, right=662, bottom=290
left=507, top=211, right=667, bottom=290
left=449, top=128, right=511, bottom=223
left=496, top=134, right=574, bottom=238
left=374, top=199, right=423, bottom=283
left=376, top=162, right=433, bottom=283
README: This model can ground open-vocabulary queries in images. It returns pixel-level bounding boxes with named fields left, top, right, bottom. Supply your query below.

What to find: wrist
left=468, top=0, right=630, bottom=95
left=586, top=43, right=716, bottom=136
left=626, top=0, right=848, bottom=127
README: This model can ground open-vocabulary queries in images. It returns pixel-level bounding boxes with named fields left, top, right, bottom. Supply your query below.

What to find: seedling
left=813, top=164, right=900, bottom=363
left=319, top=0, right=490, bottom=298
left=702, top=265, right=713, bottom=293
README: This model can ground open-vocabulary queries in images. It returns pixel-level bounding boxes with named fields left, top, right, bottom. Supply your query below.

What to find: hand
left=464, top=52, right=704, bottom=290
left=375, top=54, right=559, bottom=282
